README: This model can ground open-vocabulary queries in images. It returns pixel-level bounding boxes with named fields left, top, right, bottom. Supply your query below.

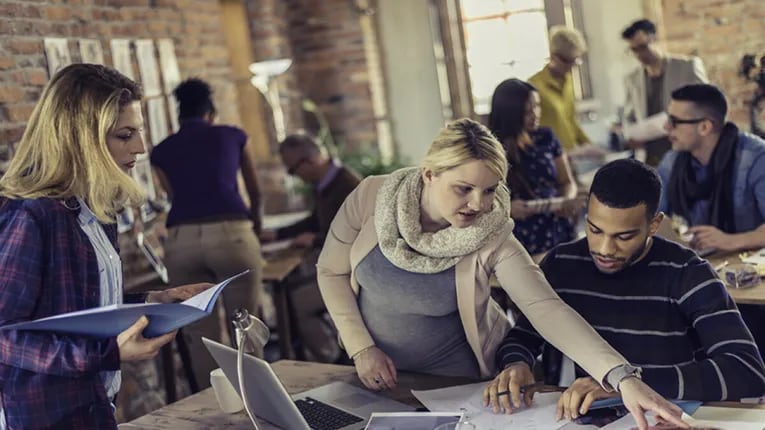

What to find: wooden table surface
left=120, top=360, right=764, bottom=429
left=261, top=247, right=311, bottom=359
left=707, top=252, right=765, bottom=305
left=263, top=247, right=308, bottom=283
left=119, top=360, right=471, bottom=429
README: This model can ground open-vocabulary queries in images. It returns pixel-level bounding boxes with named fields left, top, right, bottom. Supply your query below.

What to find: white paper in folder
left=623, top=112, right=669, bottom=141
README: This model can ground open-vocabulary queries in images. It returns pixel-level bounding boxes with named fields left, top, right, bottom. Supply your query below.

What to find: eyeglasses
left=666, top=114, right=709, bottom=128
left=554, top=54, right=583, bottom=66
left=286, top=157, right=309, bottom=176
left=628, top=43, right=651, bottom=54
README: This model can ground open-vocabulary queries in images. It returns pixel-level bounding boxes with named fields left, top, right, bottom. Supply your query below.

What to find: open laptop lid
left=202, top=337, right=311, bottom=430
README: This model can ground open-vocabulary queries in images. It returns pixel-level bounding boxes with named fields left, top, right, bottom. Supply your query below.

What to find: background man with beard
left=486, top=158, right=764, bottom=421
left=657, top=84, right=765, bottom=254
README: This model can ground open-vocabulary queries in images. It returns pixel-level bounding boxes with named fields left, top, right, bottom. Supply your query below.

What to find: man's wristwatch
left=606, top=364, right=642, bottom=392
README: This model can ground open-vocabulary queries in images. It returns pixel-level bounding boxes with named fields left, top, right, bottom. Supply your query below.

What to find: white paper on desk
left=691, top=406, right=765, bottom=424
left=260, top=239, right=292, bottom=255
left=623, top=112, right=668, bottom=141
left=741, top=248, right=765, bottom=266
left=412, top=382, right=567, bottom=430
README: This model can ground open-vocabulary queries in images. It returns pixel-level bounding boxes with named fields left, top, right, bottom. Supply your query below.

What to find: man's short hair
left=549, top=26, right=587, bottom=58
left=590, top=158, right=662, bottom=219
left=621, top=19, right=657, bottom=39
left=279, top=133, right=321, bottom=157
left=671, top=84, right=728, bottom=129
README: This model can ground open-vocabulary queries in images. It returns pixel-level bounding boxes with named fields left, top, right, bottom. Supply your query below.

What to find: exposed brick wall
left=657, top=0, right=765, bottom=128
left=0, top=0, right=243, bottom=287
left=0, top=0, right=241, bottom=166
left=0, top=1, right=242, bottom=419
left=247, top=0, right=380, bottom=151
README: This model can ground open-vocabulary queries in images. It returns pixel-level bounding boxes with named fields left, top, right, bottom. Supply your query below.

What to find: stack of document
left=412, top=382, right=566, bottom=430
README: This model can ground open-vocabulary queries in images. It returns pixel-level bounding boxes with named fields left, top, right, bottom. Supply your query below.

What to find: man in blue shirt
left=657, top=83, right=765, bottom=253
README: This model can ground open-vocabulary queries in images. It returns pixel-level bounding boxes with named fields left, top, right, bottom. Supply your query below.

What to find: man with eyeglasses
left=621, top=19, right=707, bottom=166
left=273, top=134, right=361, bottom=249
left=265, top=133, right=361, bottom=362
left=529, top=26, right=594, bottom=153
left=657, top=84, right=765, bottom=253
left=657, top=83, right=765, bottom=372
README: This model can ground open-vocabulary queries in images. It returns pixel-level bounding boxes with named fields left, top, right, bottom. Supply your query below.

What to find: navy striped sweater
left=496, top=236, right=765, bottom=400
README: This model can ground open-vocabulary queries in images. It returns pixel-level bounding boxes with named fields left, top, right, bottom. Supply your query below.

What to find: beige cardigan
left=316, top=175, right=629, bottom=381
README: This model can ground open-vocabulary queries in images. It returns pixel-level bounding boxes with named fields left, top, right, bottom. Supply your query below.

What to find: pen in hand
left=496, top=382, right=565, bottom=397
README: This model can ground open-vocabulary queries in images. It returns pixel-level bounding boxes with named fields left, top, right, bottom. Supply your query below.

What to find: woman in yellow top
left=316, top=119, right=686, bottom=429
left=529, top=25, right=591, bottom=152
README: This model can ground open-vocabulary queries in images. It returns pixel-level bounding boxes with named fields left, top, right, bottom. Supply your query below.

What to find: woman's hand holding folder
left=117, top=315, right=176, bottom=361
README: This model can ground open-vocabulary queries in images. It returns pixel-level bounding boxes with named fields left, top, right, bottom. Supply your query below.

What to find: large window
left=460, top=0, right=590, bottom=115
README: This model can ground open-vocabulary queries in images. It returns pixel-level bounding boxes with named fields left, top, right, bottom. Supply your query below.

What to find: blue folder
left=589, top=397, right=702, bottom=415
left=0, top=271, right=248, bottom=338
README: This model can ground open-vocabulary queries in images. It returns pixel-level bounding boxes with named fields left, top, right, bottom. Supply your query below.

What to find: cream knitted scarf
left=374, top=167, right=512, bottom=273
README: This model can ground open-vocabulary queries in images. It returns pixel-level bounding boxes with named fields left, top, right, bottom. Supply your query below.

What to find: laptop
left=202, top=338, right=414, bottom=430
left=655, top=216, right=716, bottom=258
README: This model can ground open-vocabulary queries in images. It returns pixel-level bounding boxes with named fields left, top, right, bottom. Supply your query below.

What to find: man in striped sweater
left=487, top=158, right=765, bottom=420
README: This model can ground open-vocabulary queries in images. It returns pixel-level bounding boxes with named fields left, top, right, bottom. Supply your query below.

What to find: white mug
left=210, top=368, right=244, bottom=413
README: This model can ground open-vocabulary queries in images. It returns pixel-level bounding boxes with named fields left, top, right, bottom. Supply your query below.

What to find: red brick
left=0, top=85, right=24, bottom=103
left=0, top=56, right=15, bottom=70
left=0, top=126, right=25, bottom=146
left=0, top=4, right=42, bottom=18
left=24, top=69, right=47, bottom=86
left=6, top=39, right=42, bottom=55
left=4, top=103, right=36, bottom=122
left=44, top=5, right=73, bottom=21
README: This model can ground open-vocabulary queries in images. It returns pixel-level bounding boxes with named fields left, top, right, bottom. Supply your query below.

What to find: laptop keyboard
left=294, top=397, right=364, bottom=430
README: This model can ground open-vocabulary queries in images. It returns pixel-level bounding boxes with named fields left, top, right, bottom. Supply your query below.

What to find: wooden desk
left=119, top=360, right=470, bottom=429
left=120, top=360, right=764, bottom=429
left=707, top=253, right=765, bottom=305
left=263, top=247, right=310, bottom=360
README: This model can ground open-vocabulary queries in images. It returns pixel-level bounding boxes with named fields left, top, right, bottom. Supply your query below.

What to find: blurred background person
left=621, top=18, right=708, bottom=166
left=264, top=133, right=361, bottom=362
left=150, top=78, right=264, bottom=389
left=489, top=78, right=580, bottom=255
left=529, top=26, right=592, bottom=154
left=272, top=134, right=361, bottom=249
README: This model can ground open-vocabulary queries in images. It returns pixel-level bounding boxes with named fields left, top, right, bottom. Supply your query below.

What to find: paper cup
left=210, top=368, right=244, bottom=413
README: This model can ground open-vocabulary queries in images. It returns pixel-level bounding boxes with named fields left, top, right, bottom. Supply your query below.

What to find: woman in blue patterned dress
left=488, top=78, right=580, bottom=254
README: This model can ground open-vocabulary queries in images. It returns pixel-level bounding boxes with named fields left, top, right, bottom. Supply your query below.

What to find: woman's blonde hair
left=549, top=25, right=587, bottom=58
left=0, top=63, right=144, bottom=222
left=421, top=118, right=508, bottom=181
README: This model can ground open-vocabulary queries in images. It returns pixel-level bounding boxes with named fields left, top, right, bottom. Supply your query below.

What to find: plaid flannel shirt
left=0, top=197, right=121, bottom=429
